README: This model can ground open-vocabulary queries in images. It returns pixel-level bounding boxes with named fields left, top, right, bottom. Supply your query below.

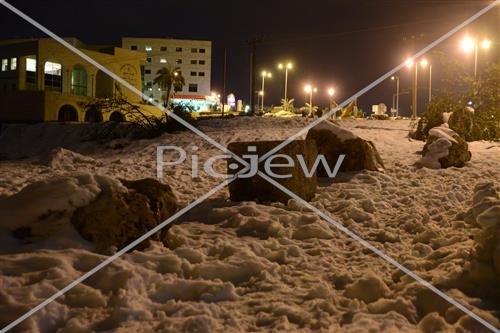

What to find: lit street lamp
left=278, top=62, right=293, bottom=110
left=420, top=59, right=432, bottom=103
left=461, top=36, right=491, bottom=78
left=390, top=76, right=400, bottom=117
left=260, top=71, right=272, bottom=111
left=304, top=84, right=317, bottom=116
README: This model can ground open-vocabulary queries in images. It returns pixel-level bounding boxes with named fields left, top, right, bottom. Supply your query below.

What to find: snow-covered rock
left=72, top=178, right=178, bottom=253
left=227, top=140, right=318, bottom=203
left=306, top=121, right=384, bottom=175
left=38, top=147, right=99, bottom=168
left=418, top=126, right=471, bottom=169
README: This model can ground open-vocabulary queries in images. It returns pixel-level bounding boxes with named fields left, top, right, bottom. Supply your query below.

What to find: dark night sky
left=1, top=0, right=499, bottom=116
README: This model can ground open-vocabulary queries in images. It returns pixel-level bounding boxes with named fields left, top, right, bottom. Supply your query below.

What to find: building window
left=71, top=65, right=88, bottom=96
left=174, top=85, right=182, bottom=93
left=145, top=69, right=152, bottom=74
left=160, top=58, right=167, bottom=64
left=1, top=59, right=7, bottom=71
left=190, top=60, right=197, bottom=65
left=145, top=46, right=153, bottom=52
left=176, top=59, right=182, bottom=65
left=10, top=58, right=17, bottom=70
left=191, top=48, right=198, bottom=53
left=176, top=47, right=183, bottom=52
left=26, top=58, right=37, bottom=84
left=199, top=48, right=206, bottom=53
left=44, top=61, right=62, bottom=91
left=190, top=72, right=197, bottom=76
left=188, top=84, right=198, bottom=92
left=198, top=72, right=205, bottom=77
left=131, top=45, right=138, bottom=50
left=160, top=46, right=167, bottom=51
left=147, top=57, right=152, bottom=63
left=199, top=60, right=206, bottom=65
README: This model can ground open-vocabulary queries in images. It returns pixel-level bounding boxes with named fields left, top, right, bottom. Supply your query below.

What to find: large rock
left=305, top=121, right=384, bottom=176
left=227, top=140, right=318, bottom=204
left=419, top=126, right=471, bottom=169
left=71, top=178, right=178, bottom=253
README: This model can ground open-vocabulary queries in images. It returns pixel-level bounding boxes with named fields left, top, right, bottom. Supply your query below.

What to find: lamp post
left=278, top=62, right=293, bottom=110
left=260, top=71, right=272, bottom=111
left=405, top=58, right=418, bottom=120
left=304, top=84, right=317, bottom=116
left=461, top=36, right=491, bottom=79
left=420, top=59, right=432, bottom=103
left=390, top=76, right=400, bottom=117
left=327, top=87, right=336, bottom=119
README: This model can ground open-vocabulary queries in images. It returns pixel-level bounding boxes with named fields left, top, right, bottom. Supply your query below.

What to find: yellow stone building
left=0, top=38, right=151, bottom=123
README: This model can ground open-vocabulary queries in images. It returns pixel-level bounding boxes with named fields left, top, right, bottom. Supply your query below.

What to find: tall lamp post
left=304, top=84, right=317, bottom=116
left=260, top=71, right=272, bottom=111
left=327, top=87, right=336, bottom=119
left=405, top=58, right=418, bottom=120
left=461, top=36, right=491, bottom=79
left=390, top=76, right=400, bottom=117
left=278, top=62, right=293, bottom=110
left=420, top=59, right=432, bottom=103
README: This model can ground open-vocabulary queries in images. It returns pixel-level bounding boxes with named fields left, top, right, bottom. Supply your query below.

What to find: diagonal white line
left=0, top=176, right=237, bottom=333
left=256, top=171, right=500, bottom=333
left=257, top=0, right=500, bottom=164
left=0, top=0, right=249, bottom=169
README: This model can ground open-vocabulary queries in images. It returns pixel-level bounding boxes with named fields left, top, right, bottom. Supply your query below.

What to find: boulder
left=227, top=140, right=318, bottom=204
left=71, top=178, right=178, bottom=253
left=305, top=121, right=384, bottom=176
left=419, top=126, right=471, bottom=169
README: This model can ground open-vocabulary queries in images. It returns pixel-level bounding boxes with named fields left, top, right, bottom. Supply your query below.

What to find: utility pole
left=412, top=63, right=418, bottom=120
left=247, top=37, right=262, bottom=116
left=222, top=47, right=227, bottom=118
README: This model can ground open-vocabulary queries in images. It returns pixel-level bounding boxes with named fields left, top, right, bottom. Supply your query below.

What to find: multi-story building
left=0, top=38, right=149, bottom=122
left=122, top=37, right=212, bottom=111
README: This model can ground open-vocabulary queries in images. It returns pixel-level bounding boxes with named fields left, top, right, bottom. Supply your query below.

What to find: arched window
left=71, top=65, right=88, bottom=96
left=109, top=111, right=125, bottom=122
left=44, top=61, right=62, bottom=92
left=58, top=105, right=78, bottom=122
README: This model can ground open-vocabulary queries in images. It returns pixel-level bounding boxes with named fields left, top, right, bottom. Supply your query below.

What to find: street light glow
left=304, top=84, right=312, bottom=93
left=482, top=39, right=492, bottom=50
left=328, top=88, right=335, bottom=97
left=420, top=59, right=429, bottom=68
left=405, top=58, right=414, bottom=69
left=461, top=36, right=476, bottom=54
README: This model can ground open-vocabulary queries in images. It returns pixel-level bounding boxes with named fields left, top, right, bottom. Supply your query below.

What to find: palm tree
left=153, top=66, right=185, bottom=108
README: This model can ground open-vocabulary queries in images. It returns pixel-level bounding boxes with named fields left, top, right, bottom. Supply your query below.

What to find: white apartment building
left=122, top=37, right=211, bottom=108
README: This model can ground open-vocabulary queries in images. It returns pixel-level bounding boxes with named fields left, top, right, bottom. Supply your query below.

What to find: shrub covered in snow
left=418, top=126, right=471, bottom=169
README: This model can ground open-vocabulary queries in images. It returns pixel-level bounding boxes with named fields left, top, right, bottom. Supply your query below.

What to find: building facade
left=0, top=38, right=146, bottom=123
left=122, top=37, right=212, bottom=110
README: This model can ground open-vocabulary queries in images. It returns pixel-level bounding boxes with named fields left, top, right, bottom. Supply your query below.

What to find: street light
left=304, top=84, right=317, bottom=116
left=390, top=76, right=400, bottom=117
left=260, top=71, right=272, bottom=111
left=278, top=62, right=293, bottom=110
left=420, top=59, right=432, bottom=103
left=460, top=36, right=491, bottom=78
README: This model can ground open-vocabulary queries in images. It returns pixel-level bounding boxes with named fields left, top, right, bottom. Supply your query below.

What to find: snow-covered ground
left=1, top=118, right=500, bottom=332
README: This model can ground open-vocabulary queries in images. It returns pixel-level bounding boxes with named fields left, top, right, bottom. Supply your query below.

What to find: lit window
left=191, top=48, right=198, bottom=53
left=188, top=84, right=198, bottom=92
left=1, top=59, right=7, bottom=71
left=44, top=61, right=62, bottom=91
left=190, top=72, right=197, bottom=76
left=199, top=48, right=206, bottom=53
left=160, top=58, right=167, bottom=63
left=145, top=46, right=153, bottom=52
left=176, top=59, right=182, bottom=65
left=26, top=58, right=37, bottom=72
left=10, top=58, right=17, bottom=70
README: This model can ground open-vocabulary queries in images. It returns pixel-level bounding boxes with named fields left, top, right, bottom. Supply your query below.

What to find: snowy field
left=1, top=118, right=500, bottom=332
